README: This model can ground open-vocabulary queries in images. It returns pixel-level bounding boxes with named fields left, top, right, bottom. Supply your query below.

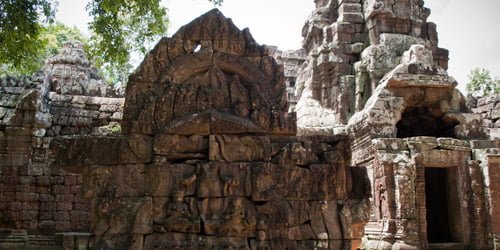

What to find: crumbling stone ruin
left=51, top=9, right=370, bottom=249
left=468, top=94, right=500, bottom=140
left=45, top=42, right=123, bottom=98
left=295, top=0, right=449, bottom=134
left=1, top=1, right=500, bottom=250
left=269, top=48, right=306, bottom=112
left=295, top=0, right=500, bottom=249
left=0, top=43, right=124, bottom=248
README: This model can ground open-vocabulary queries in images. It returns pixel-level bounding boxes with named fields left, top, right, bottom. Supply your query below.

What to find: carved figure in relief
left=213, top=135, right=267, bottom=162
left=215, top=198, right=256, bottom=236
left=229, top=74, right=251, bottom=118
left=220, top=199, right=246, bottom=234
left=93, top=200, right=112, bottom=238
left=159, top=197, right=199, bottom=233
left=82, top=168, right=113, bottom=198
left=376, top=183, right=387, bottom=220
left=221, top=173, right=240, bottom=196
left=251, top=109, right=270, bottom=131
left=172, top=174, right=196, bottom=197
left=197, top=164, right=223, bottom=197
left=257, top=220, right=267, bottom=241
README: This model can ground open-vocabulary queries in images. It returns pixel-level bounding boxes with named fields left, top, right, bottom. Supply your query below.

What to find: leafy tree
left=0, top=0, right=56, bottom=75
left=87, top=0, right=223, bottom=85
left=1, top=22, right=88, bottom=77
left=467, top=68, right=500, bottom=97
left=0, top=0, right=222, bottom=78
left=44, top=22, right=88, bottom=57
left=86, top=0, right=168, bottom=76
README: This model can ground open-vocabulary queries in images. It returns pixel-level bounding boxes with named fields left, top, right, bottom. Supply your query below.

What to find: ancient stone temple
left=45, top=42, right=119, bottom=98
left=295, top=0, right=449, bottom=134
left=0, top=43, right=124, bottom=248
left=1, top=1, right=500, bottom=250
left=51, top=9, right=370, bottom=249
left=295, top=0, right=500, bottom=249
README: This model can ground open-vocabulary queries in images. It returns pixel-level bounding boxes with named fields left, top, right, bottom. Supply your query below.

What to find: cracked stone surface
left=51, top=9, right=371, bottom=249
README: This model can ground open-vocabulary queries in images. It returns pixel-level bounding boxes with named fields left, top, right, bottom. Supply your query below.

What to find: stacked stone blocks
left=0, top=42, right=124, bottom=248
left=52, top=10, right=371, bottom=249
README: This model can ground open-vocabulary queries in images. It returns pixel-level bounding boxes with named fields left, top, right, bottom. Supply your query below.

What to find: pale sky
left=56, top=0, right=500, bottom=93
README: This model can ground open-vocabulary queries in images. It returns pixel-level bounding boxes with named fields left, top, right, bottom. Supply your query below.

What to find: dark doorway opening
left=396, top=107, right=458, bottom=138
left=425, top=167, right=452, bottom=243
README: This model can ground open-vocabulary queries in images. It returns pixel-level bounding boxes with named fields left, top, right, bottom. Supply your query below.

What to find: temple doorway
left=424, top=165, right=468, bottom=250
left=425, top=167, right=452, bottom=243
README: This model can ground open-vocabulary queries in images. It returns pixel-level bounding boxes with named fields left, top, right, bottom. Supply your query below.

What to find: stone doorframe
left=361, top=137, right=491, bottom=249
left=413, top=148, right=471, bottom=249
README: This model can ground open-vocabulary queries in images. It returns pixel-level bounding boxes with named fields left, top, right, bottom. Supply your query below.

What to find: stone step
left=0, top=229, right=29, bottom=250
left=28, top=235, right=57, bottom=246
left=428, top=243, right=466, bottom=250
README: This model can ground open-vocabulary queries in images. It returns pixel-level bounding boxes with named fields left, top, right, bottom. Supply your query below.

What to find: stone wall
left=469, top=94, right=500, bottom=139
left=48, top=93, right=123, bottom=136
left=54, top=134, right=371, bottom=249
left=52, top=9, right=371, bottom=249
left=0, top=76, right=124, bottom=231
left=0, top=43, right=125, bottom=248
left=269, top=47, right=306, bottom=112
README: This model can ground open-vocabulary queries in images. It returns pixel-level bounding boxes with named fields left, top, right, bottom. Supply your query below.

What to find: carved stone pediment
left=122, top=9, right=295, bottom=136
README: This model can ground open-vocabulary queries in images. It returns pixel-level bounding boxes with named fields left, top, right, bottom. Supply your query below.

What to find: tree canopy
left=467, top=68, right=500, bottom=97
left=0, top=0, right=56, bottom=74
left=44, top=22, right=88, bottom=57
left=86, top=0, right=168, bottom=72
left=0, top=21, right=88, bottom=77
left=0, top=0, right=222, bottom=79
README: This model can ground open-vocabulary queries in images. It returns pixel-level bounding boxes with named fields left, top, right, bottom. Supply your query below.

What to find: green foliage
left=1, top=22, right=88, bottom=77
left=0, top=0, right=223, bottom=79
left=467, top=68, right=500, bottom=97
left=85, top=0, right=223, bottom=85
left=110, top=124, right=122, bottom=134
left=43, top=22, right=89, bottom=57
left=96, top=60, right=134, bottom=86
left=86, top=0, right=170, bottom=86
left=86, top=0, right=168, bottom=69
left=0, top=0, right=56, bottom=75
